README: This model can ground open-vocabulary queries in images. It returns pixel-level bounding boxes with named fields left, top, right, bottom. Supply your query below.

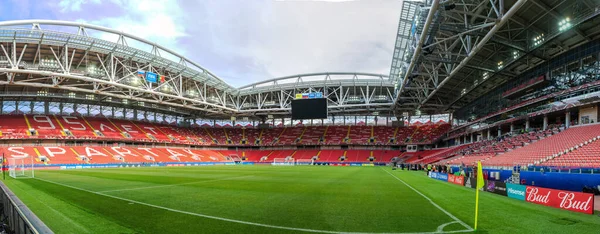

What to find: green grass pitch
left=3, top=166, right=599, bottom=233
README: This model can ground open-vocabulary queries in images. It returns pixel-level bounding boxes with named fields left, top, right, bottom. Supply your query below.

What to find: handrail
left=0, top=181, right=53, bottom=234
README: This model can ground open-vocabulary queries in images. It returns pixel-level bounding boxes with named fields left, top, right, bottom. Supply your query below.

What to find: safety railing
left=0, top=182, right=52, bottom=234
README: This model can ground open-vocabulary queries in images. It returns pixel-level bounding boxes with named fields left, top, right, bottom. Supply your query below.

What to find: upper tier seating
left=299, top=126, right=326, bottom=145
left=325, top=126, right=348, bottom=145
left=0, top=115, right=450, bottom=146
left=347, top=126, right=371, bottom=144
left=372, top=126, right=396, bottom=144
left=408, top=123, right=451, bottom=144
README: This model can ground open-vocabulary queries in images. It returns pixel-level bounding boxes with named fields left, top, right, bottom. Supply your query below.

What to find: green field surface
left=3, top=166, right=599, bottom=234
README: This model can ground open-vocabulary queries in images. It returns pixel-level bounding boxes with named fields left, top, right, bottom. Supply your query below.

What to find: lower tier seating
left=0, top=146, right=404, bottom=164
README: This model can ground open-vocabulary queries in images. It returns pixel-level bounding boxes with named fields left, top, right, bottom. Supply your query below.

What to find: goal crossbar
left=8, top=157, right=35, bottom=179
left=271, top=157, right=295, bottom=166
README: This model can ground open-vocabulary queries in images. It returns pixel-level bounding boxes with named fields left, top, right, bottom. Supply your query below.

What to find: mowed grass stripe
left=9, top=166, right=459, bottom=233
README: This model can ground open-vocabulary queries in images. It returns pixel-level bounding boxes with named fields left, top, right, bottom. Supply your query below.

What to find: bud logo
left=526, top=187, right=551, bottom=204
left=525, top=186, right=594, bottom=214
left=558, top=192, right=592, bottom=212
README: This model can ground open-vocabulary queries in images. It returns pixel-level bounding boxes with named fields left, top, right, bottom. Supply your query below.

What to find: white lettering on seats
left=166, top=148, right=187, bottom=157
left=43, top=147, right=66, bottom=157
left=137, top=148, right=158, bottom=156
left=120, top=125, right=138, bottom=133
left=62, top=116, right=87, bottom=130
left=111, top=147, right=138, bottom=157
left=182, top=149, right=202, bottom=157
left=7, top=147, right=28, bottom=158
left=99, top=123, right=116, bottom=132
left=143, top=127, right=158, bottom=134
left=33, top=115, right=56, bottom=129
left=85, top=147, right=108, bottom=157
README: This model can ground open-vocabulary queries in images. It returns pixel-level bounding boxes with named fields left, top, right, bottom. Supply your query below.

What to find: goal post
left=272, top=157, right=295, bottom=166
left=8, top=157, right=34, bottom=179
left=296, top=159, right=314, bottom=165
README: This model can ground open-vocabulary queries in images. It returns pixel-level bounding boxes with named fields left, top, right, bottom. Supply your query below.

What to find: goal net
left=272, top=157, right=295, bottom=166
left=8, top=157, right=35, bottom=179
left=296, top=159, right=314, bottom=165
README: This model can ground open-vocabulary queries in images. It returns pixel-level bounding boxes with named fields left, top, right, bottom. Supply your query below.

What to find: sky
left=0, top=0, right=403, bottom=87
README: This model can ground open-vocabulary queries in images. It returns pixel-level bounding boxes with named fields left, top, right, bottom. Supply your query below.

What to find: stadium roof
left=392, top=0, right=600, bottom=115
left=0, top=20, right=395, bottom=118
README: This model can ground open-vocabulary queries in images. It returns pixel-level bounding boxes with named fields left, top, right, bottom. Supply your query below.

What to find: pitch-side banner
left=429, top=172, right=448, bottom=182
left=485, top=180, right=507, bottom=196
left=448, top=174, right=464, bottom=186
left=525, top=186, right=595, bottom=214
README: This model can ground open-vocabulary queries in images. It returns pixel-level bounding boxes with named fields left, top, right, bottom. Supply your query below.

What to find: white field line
left=436, top=221, right=459, bottom=233
left=98, top=175, right=254, bottom=193
left=35, top=176, right=473, bottom=234
left=381, top=168, right=474, bottom=232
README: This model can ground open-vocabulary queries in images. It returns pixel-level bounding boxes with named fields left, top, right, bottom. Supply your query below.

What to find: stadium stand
left=483, top=124, right=600, bottom=166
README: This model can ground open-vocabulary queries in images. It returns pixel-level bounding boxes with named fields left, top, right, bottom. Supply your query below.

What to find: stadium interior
left=0, top=0, right=600, bottom=233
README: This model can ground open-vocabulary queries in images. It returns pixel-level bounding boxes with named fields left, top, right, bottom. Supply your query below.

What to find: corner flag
left=474, top=161, right=484, bottom=230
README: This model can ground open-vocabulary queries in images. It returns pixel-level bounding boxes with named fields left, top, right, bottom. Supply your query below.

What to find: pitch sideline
left=381, top=168, right=474, bottom=232
left=34, top=176, right=473, bottom=234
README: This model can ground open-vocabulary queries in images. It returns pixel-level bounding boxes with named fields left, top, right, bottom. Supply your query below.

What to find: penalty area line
left=381, top=168, right=474, bottom=232
left=35, top=177, right=473, bottom=234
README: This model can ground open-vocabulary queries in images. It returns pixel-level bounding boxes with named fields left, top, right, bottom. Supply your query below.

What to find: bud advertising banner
left=525, top=186, right=595, bottom=214
left=506, top=184, right=526, bottom=201
left=448, top=174, right=465, bottom=186
left=429, top=172, right=448, bottom=182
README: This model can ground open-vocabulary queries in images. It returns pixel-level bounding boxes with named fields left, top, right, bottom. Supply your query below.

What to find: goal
left=296, top=159, right=314, bottom=165
left=8, top=157, right=35, bottom=179
left=272, top=157, right=295, bottom=166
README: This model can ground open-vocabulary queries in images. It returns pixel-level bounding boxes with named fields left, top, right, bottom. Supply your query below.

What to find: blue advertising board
left=506, top=183, right=526, bottom=201
left=429, top=172, right=448, bottom=182
left=146, top=72, right=158, bottom=83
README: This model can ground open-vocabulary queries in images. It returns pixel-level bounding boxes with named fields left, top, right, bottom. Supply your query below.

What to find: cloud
left=185, top=0, right=402, bottom=86
left=59, top=0, right=101, bottom=12
left=63, top=0, right=187, bottom=57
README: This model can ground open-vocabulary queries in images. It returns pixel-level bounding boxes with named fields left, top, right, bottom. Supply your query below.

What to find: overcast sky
left=0, top=0, right=402, bottom=87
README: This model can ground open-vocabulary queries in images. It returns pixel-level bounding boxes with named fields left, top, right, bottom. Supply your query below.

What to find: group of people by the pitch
left=394, top=162, right=472, bottom=177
